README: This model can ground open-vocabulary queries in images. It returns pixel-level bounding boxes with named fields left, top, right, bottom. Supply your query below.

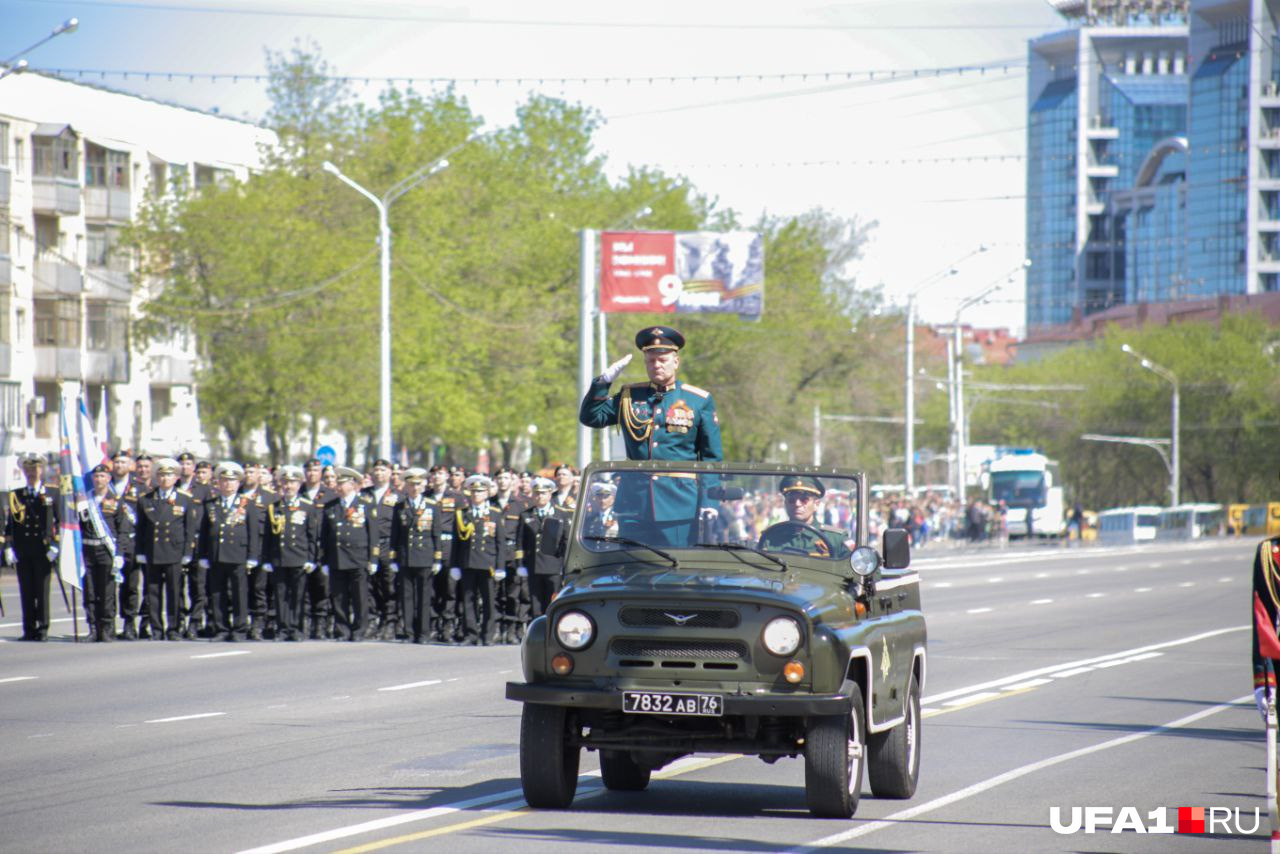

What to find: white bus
left=985, top=450, right=1066, bottom=538
left=1096, top=506, right=1162, bottom=545
left=1155, top=503, right=1225, bottom=541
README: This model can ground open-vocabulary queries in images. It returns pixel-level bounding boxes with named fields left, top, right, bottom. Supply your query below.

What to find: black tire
left=805, top=681, right=866, bottom=818
left=519, top=704, right=580, bottom=808
left=868, top=672, right=921, bottom=799
left=599, top=749, right=652, bottom=791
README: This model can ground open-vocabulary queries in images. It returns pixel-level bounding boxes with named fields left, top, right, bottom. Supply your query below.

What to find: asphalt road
left=0, top=537, right=1267, bottom=852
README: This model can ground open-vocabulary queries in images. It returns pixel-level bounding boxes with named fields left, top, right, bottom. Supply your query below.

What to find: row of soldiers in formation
left=3, top=450, right=585, bottom=645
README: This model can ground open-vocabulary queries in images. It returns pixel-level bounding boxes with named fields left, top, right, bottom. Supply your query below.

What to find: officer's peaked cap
left=215, top=461, right=245, bottom=480
left=780, top=475, right=824, bottom=497
left=635, top=325, right=684, bottom=353
left=155, top=458, right=181, bottom=475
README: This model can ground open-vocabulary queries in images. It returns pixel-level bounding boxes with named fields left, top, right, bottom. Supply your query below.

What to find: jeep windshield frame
left=566, top=461, right=868, bottom=576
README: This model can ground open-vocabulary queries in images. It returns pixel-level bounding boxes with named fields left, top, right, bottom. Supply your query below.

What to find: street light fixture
left=322, top=156, right=450, bottom=463
left=1120, top=343, right=1179, bottom=505
left=0, top=17, right=78, bottom=81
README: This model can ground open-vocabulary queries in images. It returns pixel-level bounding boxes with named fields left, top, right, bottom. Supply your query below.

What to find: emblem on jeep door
left=880, top=636, right=891, bottom=680
left=664, top=613, right=698, bottom=626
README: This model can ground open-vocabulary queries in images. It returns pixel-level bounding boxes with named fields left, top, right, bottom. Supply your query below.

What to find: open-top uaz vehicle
left=505, top=460, right=926, bottom=818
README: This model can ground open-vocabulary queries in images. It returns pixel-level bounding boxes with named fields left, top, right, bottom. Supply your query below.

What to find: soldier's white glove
left=449, top=566, right=462, bottom=581
left=431, top=561, right=442, bottom=575
left=198, top=558, right=211, bottom=570
left=136, top=554, right=148, bottom=565
left=493, top=568, right=507, bottom=581
left=389, top=562, right=399, bottom=574
left=517, top=565, right=529, bottom=577
left=597, top=353, right=632, bottom=384
left=246, top=559, right=258, bottom=569
left=4, top=547, right=16, bottom=565
left=1256, top=686, right=1271, bottom=722
left=303, top=562, right=315, bottom=574
left=112, top=569, right=124, bottom=584
left=367, top=563, right=377, bottom=575
left=263, top=563, right=273, bottom=574
left=699, top=507, right=719, bottom=520
left=46, top=545, right=59, bottom=562
left=181, top=555, right=193, bottom=566
left=320, top=565, right=330, bottom=577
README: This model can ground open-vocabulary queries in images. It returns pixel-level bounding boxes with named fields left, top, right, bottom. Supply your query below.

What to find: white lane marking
left=377, top=679, right=442, bottom=693
left=1094, top=659, right=1128, bottom=669
left=28, top=733, right=53, bottom=739
left=790, top=695, right=1251, bottom=851
left=445, top=678, right=460, bottom=683
left=191, top=651, right=252, bottom=659
left=497, top=670, right=513, bottom=675
left=1005, top=678, right=1052, bottom=691
left=922, top=624, right=1244, bottom=705
left=1219, top=577, right=1233, bottom=583
left=1085, top=592, right=1105, bottom=599
left=331, top=695, right=351, bottom=700
left=1050, top=667, right=1095, bottom=678
left=235, top=754, right=715, bottom=854
left=931, top=582, right=953, bottom=588
left=1115, top=566, right=1128, bottom=572
left=267, top=704, right=288, bottom=709
left=1030, top=599, right=1053, bottom=605
left=1178, top=582, right=1195, bottom=588
left=966, top=607, right=993, bottom=615
left=988, top=577, right=1004, bottom=583
left=943, top=692, right=1000, bottom=707
left=145, top=712, right=226, bottom=724
left=1149, top=562, right=1164, bottom=568
left=1125, top=652, right=1162, bottom=662
left=1180, top=559, right=1195, bottom=565
left=1034, top=572, right=1049, bottom=579
left=0, top=676, right=38, bottom=684
left=1075, top=569, right=1090, bottom=575
left=1135, top=587, right=1152, bottom=593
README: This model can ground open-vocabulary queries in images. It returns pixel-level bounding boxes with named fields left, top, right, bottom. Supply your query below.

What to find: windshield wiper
left=693, top=542, right=787, bottom=572
left=583, top=535, right=679, bottom=568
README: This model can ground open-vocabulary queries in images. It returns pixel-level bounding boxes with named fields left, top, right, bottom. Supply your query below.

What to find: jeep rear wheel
left=599, top=749, right=651, bottom=791
left=868, top=672, right=921, bottom=799
left=804, top=682, right=866, bottom=818
left=519, top=704, right=580, bottom=808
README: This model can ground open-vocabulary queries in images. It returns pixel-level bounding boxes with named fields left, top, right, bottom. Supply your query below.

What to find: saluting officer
left=514, top=477, right=572, bottom=621
left=450, top=475, right=510, bottom=646
left=5, top=453, right=61, bottom=641
left=136, top=458, right=199, bottom=640
left=82, top=463, right=133, bottom=642
left=361, top=458, right=401, bottom=640
left=263, top=465, right=319, bottom=642
left=425, top=464, right=462, bottom=643
left=320, top=467, right=377, bottom=642
left=199, top=462, right=261, bottom=642
left=390, top=468, right=438, bottom=644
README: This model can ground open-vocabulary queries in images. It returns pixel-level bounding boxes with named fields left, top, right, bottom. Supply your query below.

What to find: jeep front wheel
left=519, top=704, right=580, bottom=808
left=804, top=682, right=866, bottom=818
left=868, top=672, right=921, bottom=799
left=600, top=749, right=651, bottom=791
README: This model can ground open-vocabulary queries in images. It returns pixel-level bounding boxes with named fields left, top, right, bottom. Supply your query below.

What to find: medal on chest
left=291, top=509, right=307, bottom=525
left=484, top=519, right=497, bottom=538
left=666, top=399, right=694, bottom=434
left=417, top=508, right=433, bottom=531
left=347, top=506, right=366, bottom=526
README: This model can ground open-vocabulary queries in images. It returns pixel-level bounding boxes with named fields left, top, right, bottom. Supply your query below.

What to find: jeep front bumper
left=505, top=681, right=854, bottom=716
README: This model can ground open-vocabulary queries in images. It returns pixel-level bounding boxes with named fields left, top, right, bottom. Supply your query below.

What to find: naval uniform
left=240, top=486, right=277, bottom=638
left=300, top=483, right=337, bottom=637
left=390, top=494, right=439, bottom=643
left=178, top=478, right=212, bottom=637
left=6, top=482, right=61, bottom=641
left=451, top=505, right=511, bottom=645
left=425, top=488, right=462, bottom=641
left=200, top=494, right=262, bottom=640
left=491, top=493, right=529, bottom=642
left=321, top=493, right=376, bottom=641
left=362, top=484, right=402, bottom=638
left=264, top=494, right=319, bottom=641
left=81, top=489, right=134, bottom=641
left=110, top=477, right=146, bottom=637
left=136, top=487, right=199, bottom=639
left=515, top=504, right=572, bottom=619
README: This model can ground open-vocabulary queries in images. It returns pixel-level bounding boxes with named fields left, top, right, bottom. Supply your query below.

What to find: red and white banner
left=599, top=230, right=764, bottom=319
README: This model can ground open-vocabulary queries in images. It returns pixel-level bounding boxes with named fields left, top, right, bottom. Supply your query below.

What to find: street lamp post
left=1, top=17, right=78, bottom=80
left=1120, top=344, right=1179, bottom=505
left=323, top=157, right=449, bottom=463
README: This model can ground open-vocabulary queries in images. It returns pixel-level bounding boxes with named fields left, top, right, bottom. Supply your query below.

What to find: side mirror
left=539, top=517, right=565, bottom=557
left=848, top=545, right=880, bottom=578
left=883, top=527, right=911, bottom=569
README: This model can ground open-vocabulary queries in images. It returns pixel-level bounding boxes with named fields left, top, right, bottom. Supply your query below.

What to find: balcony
left=1085, top=163, right=1119, bottom=179
left=1261, top=80, right=1280, bottom=106
left=149, top=354, right=194, bottom=386
left=0, top=165, right=9, bottom=206
left=32, top=176, right=81, bottom=216
left=84, top=186, right=132, bottom=222
left=1085, top=115, right=1119, bottom=140
left=34, top=346, right=82, bottom=380
left=34, top=255, right=83, bottom=295
left=84, top=266, right=131, bottom=300
left=83, top=349, right=128, bottom=383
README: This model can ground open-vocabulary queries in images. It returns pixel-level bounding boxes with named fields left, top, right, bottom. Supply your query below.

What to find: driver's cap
left=780, top=475, right=824, bottom=498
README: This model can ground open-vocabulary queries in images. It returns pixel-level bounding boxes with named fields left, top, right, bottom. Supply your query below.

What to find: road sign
left=315, top=445, right=337, bottom=466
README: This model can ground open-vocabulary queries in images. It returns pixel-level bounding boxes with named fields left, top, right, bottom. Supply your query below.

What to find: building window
left=33, top=133, right=78, bottom=180
left=150, top=386, right=172, bottom=427
left=13, top=138, right=23, bottom=175
left=86, top=226, right=128, bottom=270
left=150, top=161, right=166, bottom=194
left=0, top=381, right=21, bottom=429
left=0, top=291, right=8, bottom=345
left=194, top=164, right=232, bottom=190
left=86, top=301, right=127, bottom=351
left=34, top=297, right=80, bottom=347
left=33, top=381, right=57, bottom=439
left=34, top=215, right=57, bottom=254
left=0, top=122, right=8, bottom=167
left=0, top=205, right=9, bottom=257
left=85, top=143, right=106, bottom=186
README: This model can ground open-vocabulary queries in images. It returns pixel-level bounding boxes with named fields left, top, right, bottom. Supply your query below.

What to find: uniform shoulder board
left=359, top=494, right=375, bottom=505
left=298, top=496, right=313, bottom=507
left=681, top=383, right=710, bottom=399
left=177, top=488, right=192, bottom=497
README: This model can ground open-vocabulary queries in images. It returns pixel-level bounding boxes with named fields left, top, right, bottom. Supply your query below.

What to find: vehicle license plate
left=622, top=691, right=723, bottom=717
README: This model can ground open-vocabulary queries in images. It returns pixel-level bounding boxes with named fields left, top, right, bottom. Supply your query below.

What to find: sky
left=4, top=0, right=1069, bottom=335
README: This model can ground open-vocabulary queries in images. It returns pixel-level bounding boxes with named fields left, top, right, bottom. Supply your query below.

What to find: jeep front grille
left=617, top=607, right=740, bottom=629
left=610, top=638, right=749, bottom=662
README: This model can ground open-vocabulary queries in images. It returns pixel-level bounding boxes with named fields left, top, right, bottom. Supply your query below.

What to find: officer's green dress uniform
left=579, top=326, right=724, bottom=546
left=758, top=476, right=850, bottom=559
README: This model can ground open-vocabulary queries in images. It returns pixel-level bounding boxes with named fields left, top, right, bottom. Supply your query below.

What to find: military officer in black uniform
left=82, top=463, right=133, bottom=642
left=108, top=450, right=146, bottom=639
left=321, top=466, right=376, bottom=641
left=263, top=465, right=319, bottom=642
left=175, top=451, right=211, bottom=638
left=490, top=467, right=529, bottom=643
left=199, top=462, right=261, bottom=641
left=451, top=475, right=510, bottom=645
left=300, top=458, right=337, bottom=638
left=361, top=458, right=400, bottom=640
left=514, top=477, right=572, bottom=621
left=390, top=468, right=438, bottom=644
left=237, top=461, right=276, bottom=639
left=5, top=453, right=61, bottom=641
left=425, top=464, right=462, bottom=642
left=136, top=458, right=199, bottom=640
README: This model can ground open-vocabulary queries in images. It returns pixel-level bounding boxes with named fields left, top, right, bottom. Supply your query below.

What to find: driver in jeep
left=758, top=475, right=852, bottom=559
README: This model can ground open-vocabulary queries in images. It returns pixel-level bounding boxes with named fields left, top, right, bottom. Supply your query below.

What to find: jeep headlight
left=762, top=616, right=802, bottom=656
left=555, top=610, right=594, bottom=650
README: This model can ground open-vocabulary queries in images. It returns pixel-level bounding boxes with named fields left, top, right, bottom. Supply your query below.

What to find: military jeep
left=506, top=460, right=926, bottom=818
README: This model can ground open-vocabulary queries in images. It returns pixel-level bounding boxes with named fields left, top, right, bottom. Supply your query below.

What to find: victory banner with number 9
left=600, top=230, right=764, bottom=319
